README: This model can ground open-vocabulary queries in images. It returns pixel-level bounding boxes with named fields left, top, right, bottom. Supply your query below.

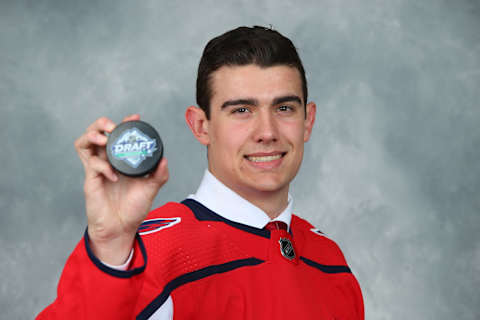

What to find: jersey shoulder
left=291, top=214, right=348, bottom=266
left=138, top=201, right=252, bottom=268
left=145, top=201, right=193, bottom=219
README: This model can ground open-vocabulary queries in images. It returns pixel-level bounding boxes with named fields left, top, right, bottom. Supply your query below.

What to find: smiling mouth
left=245, top=153, right=286, bottom=162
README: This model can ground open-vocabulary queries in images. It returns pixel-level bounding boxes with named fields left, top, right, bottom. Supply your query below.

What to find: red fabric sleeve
left=36, top=230, right=147, bottom=320
left=345, top=272, right=365, bottom=320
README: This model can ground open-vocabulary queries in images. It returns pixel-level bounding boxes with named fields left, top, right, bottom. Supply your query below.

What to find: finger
left=122, top=114, right=140, bottom=123
left=147, top=157, right=169, bottom=187
left=86, top=117, right=116, bottom=134
left=86, top=155, right=118, bottom=182
left=74, top=133, right=95, bottom=167
left=75, top=130, right=108, bottom=160
left=76, top=117, right=115, bottom=157
left=97, top=145, right=108, bottom=160
left=76, top=117, right=115, bottom=153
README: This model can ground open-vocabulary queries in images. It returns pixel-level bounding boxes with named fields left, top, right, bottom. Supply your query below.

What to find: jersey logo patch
left=138, top=217, right=181, bottom=235
left=279, top=238, right=296, bottom=260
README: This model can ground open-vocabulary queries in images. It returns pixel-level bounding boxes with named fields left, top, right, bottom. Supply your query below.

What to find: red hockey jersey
left=37, top=199, right=364, bottom=319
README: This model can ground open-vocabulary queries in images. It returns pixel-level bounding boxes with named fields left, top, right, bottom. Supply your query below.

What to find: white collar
left=187, top=170, right=293, bottom=230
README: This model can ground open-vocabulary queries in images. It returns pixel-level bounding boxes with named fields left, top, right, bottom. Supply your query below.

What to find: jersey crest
left=138, top=217, right=181, bottom=235
left=279, top=238, right=296, bottom=260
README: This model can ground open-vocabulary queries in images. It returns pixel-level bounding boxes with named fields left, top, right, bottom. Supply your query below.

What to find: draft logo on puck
left=111, top=128, right=157, bottom=168
left=106, top=120, right=163, bottom=177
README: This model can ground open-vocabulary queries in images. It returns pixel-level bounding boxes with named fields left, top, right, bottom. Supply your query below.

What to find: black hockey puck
left=106, top=120, right=163, bottom=177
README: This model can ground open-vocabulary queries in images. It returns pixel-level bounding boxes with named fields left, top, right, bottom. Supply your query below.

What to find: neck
left=240, top=189, right=289, bottom=220
left=218, top=179, right=289, bottom=220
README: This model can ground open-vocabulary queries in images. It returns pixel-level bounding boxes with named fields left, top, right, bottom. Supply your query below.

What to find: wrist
left=87, top=228, right=136, bottom=265
left=101, top=248, right=134, bottom=270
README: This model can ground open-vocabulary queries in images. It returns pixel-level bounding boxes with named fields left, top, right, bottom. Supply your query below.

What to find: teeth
left=247, top=154, right=282, bottom=162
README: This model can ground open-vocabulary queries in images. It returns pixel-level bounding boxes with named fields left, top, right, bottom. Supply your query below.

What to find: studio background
left=1, top=0, right=479, bottom=319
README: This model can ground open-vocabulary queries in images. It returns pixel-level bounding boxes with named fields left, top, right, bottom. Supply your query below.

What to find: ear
left=185, top=106, right=210, bottom=145
left=303, top=102, right=316, bottom=142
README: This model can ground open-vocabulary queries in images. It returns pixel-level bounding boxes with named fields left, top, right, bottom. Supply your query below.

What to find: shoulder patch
left=138, top=217, right=181, bottom=235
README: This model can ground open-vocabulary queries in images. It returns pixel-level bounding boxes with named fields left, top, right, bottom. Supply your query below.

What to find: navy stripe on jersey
left=137, top=257, right=264, bottom=320
left=300, top=257, right=351, bottom=274
left=84, top=228, right=147, bottom=278
left=181, top=198, right=270, bottom=238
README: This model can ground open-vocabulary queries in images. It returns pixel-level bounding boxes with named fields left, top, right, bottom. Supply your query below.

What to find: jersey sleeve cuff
left=101, top=248, right=134, bottom=271
left=83, top=228, right=147, bottom=278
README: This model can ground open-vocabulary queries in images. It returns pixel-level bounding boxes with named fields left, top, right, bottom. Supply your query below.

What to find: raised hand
left=74, top=114, right=169, bottom=264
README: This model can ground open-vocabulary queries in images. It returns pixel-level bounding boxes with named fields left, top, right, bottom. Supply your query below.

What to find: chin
left=245, top=176, right=289, bottom=193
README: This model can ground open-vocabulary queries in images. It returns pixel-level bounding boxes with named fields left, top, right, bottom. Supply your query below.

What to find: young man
left=37, top=26, right=363, bottom=319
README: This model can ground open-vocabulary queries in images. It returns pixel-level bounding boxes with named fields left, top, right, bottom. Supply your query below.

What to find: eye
left=232, top=107, right=250, bottom=114
left=277, top=105, right=294, bottom=112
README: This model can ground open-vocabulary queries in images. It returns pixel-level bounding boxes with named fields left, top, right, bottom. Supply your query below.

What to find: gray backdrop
left=1, top=0, right=479, bottom=319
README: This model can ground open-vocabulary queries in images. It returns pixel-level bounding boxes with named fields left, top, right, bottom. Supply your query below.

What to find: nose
left=253, top=110, right=278, bottom=144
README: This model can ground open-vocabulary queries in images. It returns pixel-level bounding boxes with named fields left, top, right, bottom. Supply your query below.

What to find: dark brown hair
left=196, top=26, right=308, bottom=118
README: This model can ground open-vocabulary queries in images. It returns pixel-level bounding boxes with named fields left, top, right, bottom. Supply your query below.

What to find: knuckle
left=87, top=130, right=97, bottom=141
left=98, top=116, right=108, bottom=124
left=99, top=117, right=113, bottom=129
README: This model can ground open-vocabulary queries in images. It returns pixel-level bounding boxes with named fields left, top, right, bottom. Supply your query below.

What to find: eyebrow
left=272, top=95, right=302, bottom=106
left=220, top=95, right=302, bottom=110
left=221, top=98, right=258, bottom=110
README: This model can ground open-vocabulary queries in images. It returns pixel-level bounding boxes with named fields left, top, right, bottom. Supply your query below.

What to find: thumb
left=146, top=157, right=169, bottom=190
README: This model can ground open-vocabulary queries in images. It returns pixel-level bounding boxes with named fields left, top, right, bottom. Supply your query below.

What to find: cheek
left=282, top=122, right=305, bottom=146
left=212, top=124, right=246, bottom=159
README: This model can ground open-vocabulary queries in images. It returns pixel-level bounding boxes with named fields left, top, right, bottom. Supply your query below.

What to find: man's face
left=202, top=64, right=315, bottom=200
